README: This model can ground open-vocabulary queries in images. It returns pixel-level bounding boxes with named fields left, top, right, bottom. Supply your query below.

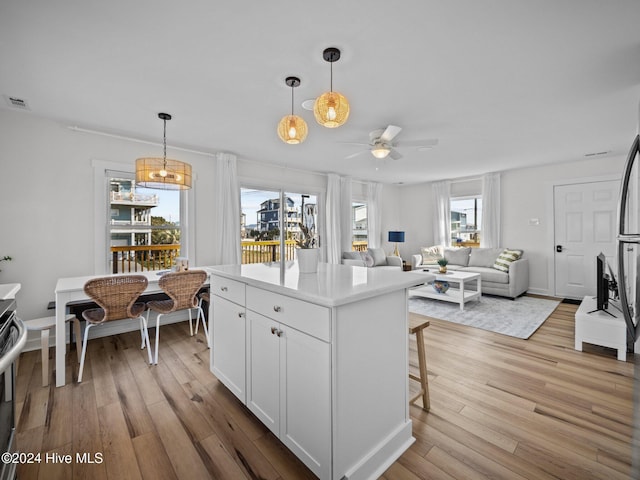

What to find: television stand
left=587, top=307, right=616, bottom=317
left=575, top=296, right=626, bottom=361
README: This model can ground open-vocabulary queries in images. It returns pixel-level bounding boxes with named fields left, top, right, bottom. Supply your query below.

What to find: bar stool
left=409, top=315, right=431, bottom=411
left=24, top=314, right=80, bottom=387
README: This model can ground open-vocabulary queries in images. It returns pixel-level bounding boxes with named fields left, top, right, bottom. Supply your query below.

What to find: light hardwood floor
left=13, top=299, right=635, bottom=479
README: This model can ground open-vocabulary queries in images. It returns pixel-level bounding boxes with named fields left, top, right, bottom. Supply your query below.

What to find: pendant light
left=277, top=76, right=308, bottom=144
left=314, top=47, right=350, bottom=128
left=135, top=113, right=192, bottom=190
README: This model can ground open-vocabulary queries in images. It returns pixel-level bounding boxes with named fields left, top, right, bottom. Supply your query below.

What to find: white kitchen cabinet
left=210, top=276, right=246, bottom=403
left=206, top=263, right=432, bottom=480
left=246, top=309, right=331, bottom=479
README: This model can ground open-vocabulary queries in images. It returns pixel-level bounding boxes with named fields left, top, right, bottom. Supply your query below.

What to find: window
left=352, top=201, right=368, bottom=251
left=450, top=196, right=482, bottom=246
left=107, top=171, right=183, bottom=273
left=240, top=187, right=319, bottom=264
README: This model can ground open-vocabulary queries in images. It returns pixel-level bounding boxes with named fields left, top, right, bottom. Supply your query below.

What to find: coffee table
left=409, top=269, right=481, bottom=310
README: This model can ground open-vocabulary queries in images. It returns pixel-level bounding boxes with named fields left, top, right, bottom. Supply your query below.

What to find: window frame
left=93, top=159, right=193, bottom=274
left=239, top=180, right=325, bottom=265
left=450, top=194, right=482, bottom=246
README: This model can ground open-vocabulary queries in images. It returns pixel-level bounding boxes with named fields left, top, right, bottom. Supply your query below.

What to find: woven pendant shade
left=314, top=47, right=349, bottom=128
left=277, top=76, right=308, bottom=145
left=277, top=114, right=308, bottom=144
left=313, top=91, right=350, bottom=128
left=135, top=157, right=192, bottom=190
left=135, top=113, right=192, bottom=190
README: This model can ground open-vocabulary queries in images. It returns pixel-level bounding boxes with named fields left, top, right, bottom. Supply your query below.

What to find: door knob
left=556, top=245, right=563, bottom=253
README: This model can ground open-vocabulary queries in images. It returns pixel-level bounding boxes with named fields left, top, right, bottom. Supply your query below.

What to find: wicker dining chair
left=146, top=270, right=208, bottom=364
left=79, top=275, right=151, bottom=382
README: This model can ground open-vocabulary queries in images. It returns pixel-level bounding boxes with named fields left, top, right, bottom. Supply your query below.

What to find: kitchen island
left=205, top=262, right=432, bottom=480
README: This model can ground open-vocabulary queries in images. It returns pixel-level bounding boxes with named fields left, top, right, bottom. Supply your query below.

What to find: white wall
left=1, top=107, right=626, bottom=327
left=394, top=155, right=626, bottom=296
left=0, top=110, right=330, bottom=327
left=501, top=156, right=625, bottom=295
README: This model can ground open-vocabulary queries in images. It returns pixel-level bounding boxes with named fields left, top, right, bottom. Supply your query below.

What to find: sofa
left=411, top=246, right=529, bottom=298
left=342, top=247, right=403, bottom=270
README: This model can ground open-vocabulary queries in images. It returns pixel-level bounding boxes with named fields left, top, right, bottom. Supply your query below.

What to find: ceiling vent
left=4, top=95, right=30, bottom=110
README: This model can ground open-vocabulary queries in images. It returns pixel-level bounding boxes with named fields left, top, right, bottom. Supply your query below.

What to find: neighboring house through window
left=450, top=196, right=482, bottom=247
left=103, top=168, right=184, bottom=273
left=352, top=201, right=368, bottom=251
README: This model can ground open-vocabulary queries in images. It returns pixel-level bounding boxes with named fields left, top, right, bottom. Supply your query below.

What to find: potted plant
left=437, top=257, right=448, bottom=274
left=296, top=224, right=319, bottom=273
left=0, top=256, right=12, bottom=272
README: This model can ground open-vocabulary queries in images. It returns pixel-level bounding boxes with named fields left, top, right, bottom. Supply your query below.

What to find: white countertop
left=0, top=283, right=21, bottom=300
left=205, top=262, right=433, bottom=307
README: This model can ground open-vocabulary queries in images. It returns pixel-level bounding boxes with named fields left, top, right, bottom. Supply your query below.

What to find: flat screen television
left=591, top=252, right=614, bottom=316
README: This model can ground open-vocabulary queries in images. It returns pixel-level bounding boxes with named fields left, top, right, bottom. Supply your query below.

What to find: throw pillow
left=444, top=247, right=471, bottom=266
left=368, top=247, right=387, bottom=267
left=342, top=251, right=361, bottom=261
left=493, top=249, right=523, bottom=272
left=360, top=251, right=375, bottom=267
left=468, top=248, right=503, bottom=268
left=420, top=245, right=443, bottom=264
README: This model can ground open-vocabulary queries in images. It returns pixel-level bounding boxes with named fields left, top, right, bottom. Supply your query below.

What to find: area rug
left=408, top=295, right=561, bottom=339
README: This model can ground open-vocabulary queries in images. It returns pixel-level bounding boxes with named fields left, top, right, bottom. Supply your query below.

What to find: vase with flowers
left=296, top=224, right=319, bottom=273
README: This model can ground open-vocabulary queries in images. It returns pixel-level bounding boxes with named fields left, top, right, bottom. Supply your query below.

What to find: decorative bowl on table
left=432, top=280, right=450, bottom=294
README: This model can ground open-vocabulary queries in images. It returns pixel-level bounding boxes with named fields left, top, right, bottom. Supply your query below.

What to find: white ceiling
left=1, top=0, right=640, bottom=184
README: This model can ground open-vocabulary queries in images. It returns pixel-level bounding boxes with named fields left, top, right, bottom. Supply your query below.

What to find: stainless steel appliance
left=617, top=134, right=640, bottom=352
left=0, top=299, right=26, bottom=480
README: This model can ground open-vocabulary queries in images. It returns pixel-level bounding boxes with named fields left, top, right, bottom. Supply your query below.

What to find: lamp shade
left=277, top=114, right=308, bottom=144
left=135, top=157, right=192, bottom=190
left=388, top=231, right=405, bottom=243
left=313, top=91, right=350, bottom=128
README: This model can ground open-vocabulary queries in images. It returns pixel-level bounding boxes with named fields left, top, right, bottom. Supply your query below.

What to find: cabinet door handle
left=271, top=326, right=278, bottom=335
left=276, top=329, right=283, bottom=337
left=238, top=312, right=245, bottom=318
left=220, top=286, right=228, bottom=292
left=273, top=306, right=281, bottom=312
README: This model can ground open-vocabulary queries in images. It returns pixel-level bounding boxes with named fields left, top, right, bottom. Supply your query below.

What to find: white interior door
left=554, top=180, right=620, bottom=298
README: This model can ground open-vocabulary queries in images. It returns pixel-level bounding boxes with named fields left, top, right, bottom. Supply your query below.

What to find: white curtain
left=366, top=182, right=383, bottom=248
left=325, top=174, right=352, bottom=264
left=212, top=153, right=241, bottom=265
left=340, top=177, right=353, bottom=254
left=432, top=180, right=451, bottom=247
left=481, top=172, right=501, bottom=247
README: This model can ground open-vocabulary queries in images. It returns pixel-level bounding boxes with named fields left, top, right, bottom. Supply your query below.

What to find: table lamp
left=388, top=231, right=405, bottom=257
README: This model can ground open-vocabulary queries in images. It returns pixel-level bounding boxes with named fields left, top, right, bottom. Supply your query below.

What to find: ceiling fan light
left=314, top=91, right=349, bottom=128
left=371, top=146, right=390, bottom=159
left=277, top=114, right=308, bottom=144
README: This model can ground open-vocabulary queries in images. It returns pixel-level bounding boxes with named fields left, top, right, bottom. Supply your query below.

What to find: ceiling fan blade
left=380, top=125, right=402, bottom=143
left=345, top=151, right=367, bottom=160
left=395, top=138, right=438, bottom=148
left=337, top=142, right=372, bottom=146
left=388, top=148, right=403, bottom=160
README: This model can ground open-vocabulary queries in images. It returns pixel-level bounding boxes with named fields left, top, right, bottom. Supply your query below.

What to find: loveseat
left=411, top=246, right=529, bottom=298
left=342, top=247, right=402, bottom=270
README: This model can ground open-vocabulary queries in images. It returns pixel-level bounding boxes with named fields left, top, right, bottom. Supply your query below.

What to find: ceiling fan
left=342, top=125, right=438, bottom=160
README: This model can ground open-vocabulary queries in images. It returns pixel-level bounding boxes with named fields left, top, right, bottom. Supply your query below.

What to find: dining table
left=54, top=269, right=209, bottom=387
